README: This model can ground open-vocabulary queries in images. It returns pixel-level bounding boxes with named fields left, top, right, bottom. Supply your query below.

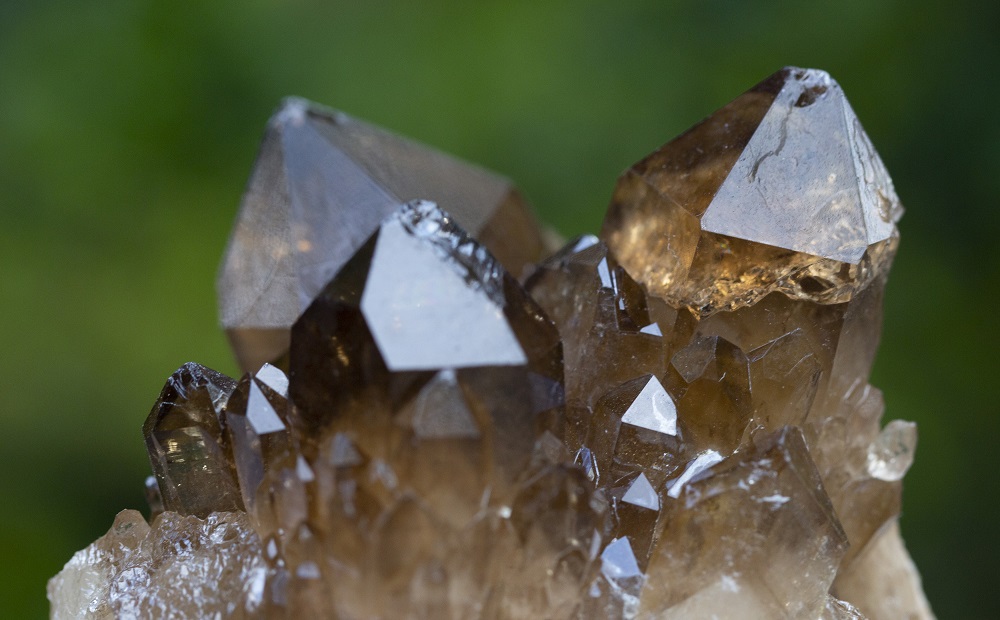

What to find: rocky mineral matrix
left=49, top=67, right=934, bottom=619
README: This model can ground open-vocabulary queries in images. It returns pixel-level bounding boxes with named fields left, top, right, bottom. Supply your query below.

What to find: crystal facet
left=218, top=99, right=547, bottom=372
left=52, top=68, right=932, bottom=620
left=142, top=362, right=243, bottom=517
left=602, top=67, right=901, bottom=316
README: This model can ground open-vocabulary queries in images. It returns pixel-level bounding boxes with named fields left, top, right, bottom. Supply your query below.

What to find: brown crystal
left=525, top=236, right=671, bottom=450
left=222, top=363, right=295, bottom=514
left=602, top=67, right=901, bottom=317
left=53, top=68, right=932, bottom=620
left=218, top=99, right=547, bottom=373
left=640, top=427, right=848, bottom=619
left=142, top=362, right=244, bottom=517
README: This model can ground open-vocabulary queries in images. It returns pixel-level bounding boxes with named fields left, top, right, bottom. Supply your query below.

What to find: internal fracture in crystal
left=51, top=67, right=932, bottom=620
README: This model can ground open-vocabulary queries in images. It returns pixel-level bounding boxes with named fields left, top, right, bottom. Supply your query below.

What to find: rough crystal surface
left=48, top=510, right=265, bottom=620
left=53, top=67, right=932, bottom=620
left=218, top=98, right=547, bottom=373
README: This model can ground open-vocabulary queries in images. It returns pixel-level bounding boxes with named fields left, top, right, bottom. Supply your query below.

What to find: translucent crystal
left=587, top=374, right=680, bottom=487
left=639, top=427, right=848, bottom=619
left=602, top=67, right=901, bottom=316
left=54, top=68, right=933, bottom=620
left=525, top=236, right=671, bottom=448
left=867, top=419, right=917, bottom=482
left=222, top=363, right=295, bottom=514
left=48, top=510, right=264, bottom=619
left=143, top=362, right=243, bottom=517
left=288, top=199, right=564, bottom=476
left=218, top=99, right=547, bottom=372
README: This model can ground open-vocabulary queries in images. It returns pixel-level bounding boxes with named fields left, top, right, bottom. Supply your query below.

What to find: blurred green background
left=2, top=0, right=996, bottom=617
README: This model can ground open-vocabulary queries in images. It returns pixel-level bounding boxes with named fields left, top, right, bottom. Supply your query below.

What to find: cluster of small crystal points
left=50, top=68, right=935, bottom=619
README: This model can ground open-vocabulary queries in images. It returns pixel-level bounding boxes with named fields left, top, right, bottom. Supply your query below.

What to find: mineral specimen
left=50, top=67, right=933, bottom=619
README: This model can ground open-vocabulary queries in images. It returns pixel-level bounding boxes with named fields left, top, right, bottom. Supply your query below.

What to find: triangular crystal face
left=620, top=375, right=677, bottom=436
left=403, top=369, right=481, bottom=440
left=219, top=98, right=546, bottom=372
left=246, top=380, right=288, bottom=435
left=327, top=432, right=363, bottom=468
left=222, top=365, right=294, bottom=514
left=359, top=202, right=527, bottom=371
left=255, top=362, right=289, bottom=396
left=289, top=200, right=563, bottom=440
left=602, top=67, right=902, bottom=316
left=601, top=537, right=642, bottom=580
left=702, top=69, right=898, bottom=264
left=622, top=472, right=659, bottom=511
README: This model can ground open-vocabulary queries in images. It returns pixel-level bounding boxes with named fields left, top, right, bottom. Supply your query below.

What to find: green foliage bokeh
left=2, top=1, right=997, bottom=617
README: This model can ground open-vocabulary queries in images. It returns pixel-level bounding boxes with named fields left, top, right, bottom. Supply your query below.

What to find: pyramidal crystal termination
left=49, top=67, right=934, bottom=620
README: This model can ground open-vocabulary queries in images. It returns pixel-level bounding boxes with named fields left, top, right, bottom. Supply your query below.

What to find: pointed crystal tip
left=219, top=98, right=546, bottom=373
left=602, top=67, right=901, bottom=315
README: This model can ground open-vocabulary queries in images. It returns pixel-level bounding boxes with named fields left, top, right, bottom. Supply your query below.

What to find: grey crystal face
left=360, top=201, right=527, bottom=371
left=620, top=375, right=677, bottom=436
left=701, top=68, right=900, bottom=264
left=601, top=537, right=642, bottom=579
left=218, top=98, right=542, bottom=325
left=622, top=472, right=659, bottom=510
left=405, top=370, right=482, bottom=439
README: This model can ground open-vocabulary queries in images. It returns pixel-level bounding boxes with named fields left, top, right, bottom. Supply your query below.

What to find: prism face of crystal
left=602, top=67, right=902, bottom=316
left=641, top=427, right=848, bottom=619
left=223, top=363, right=295, bottom=515
left=359, top=208, right=527, bottom=370
left=143, top=363, right=244, bottom=517
left=588, top=374, right=680, bottom=488
left=289, top=200, right=563, bottom=501
left=525, top=236, right=671, bottom=449
left=219, top=98, right=547, bottom=373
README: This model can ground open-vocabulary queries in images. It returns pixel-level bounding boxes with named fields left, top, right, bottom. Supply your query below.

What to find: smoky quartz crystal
left=50, top=68, right=933, bottom=620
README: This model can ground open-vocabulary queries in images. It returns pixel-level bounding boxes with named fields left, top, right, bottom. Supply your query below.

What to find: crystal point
left=602, top=66, right=901, bottom=316
left=142, top=362, right=243, bottom=517
left=57, top=73, right=932, bottom=619
left=641, top=427, right=848, bottom=619
left=219, top=99, right=546, bottom=372
left=223, top=363, right=295, bottom=515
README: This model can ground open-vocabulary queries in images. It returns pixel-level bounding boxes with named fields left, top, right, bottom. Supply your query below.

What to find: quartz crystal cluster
left=50, top=68, right=934, bottom=619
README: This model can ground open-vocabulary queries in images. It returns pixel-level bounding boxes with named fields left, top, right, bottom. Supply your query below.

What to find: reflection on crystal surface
left=223, top=363, right=294, bottom=514
left=641, top=427, right=848, bottom=619
left=602, top=67, right=900, bottom=316
left=48, top=510, right=265, bottom=620
left=53, top=68, right=932, bottom=620
left=218, top=99, right=547, bottom=373
left=143, top=363, right=243, bottom=517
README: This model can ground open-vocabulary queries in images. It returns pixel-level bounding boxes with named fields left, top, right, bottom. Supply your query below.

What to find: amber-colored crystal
left=51, top=68, right=932, bottom=620
left=525, top=236, right=671, bottom=450
left=602, top=67, right=901, bottom=317
left=640, top=427, right=847, bottom=618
